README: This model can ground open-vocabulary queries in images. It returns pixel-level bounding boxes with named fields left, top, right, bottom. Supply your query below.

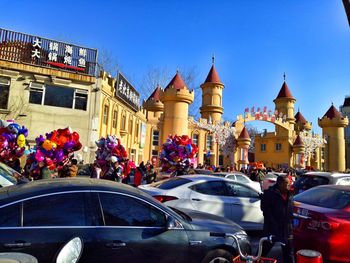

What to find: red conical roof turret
left=204, top=65, right=222, bottom=84
left=323, top=104, right=342, bottom=119
left=147, top=85, right=162, bottom=101
left=276, top=81, right=294, bottom=100
left=238, top=127, right=250, bottom=140
left=293, top=135, right=304, bottom=146
left=295, top=111, right=307, bottom=124
left=165, top=71, right=187, bottom=90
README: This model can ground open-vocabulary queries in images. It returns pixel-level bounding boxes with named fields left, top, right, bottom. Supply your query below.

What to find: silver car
left=213, top=172, right=261, bottom=192
left=0, top=162, right=19, bottom=188
left=139, top=175, right=263, bottom=231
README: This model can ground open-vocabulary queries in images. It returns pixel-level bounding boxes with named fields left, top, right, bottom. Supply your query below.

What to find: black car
left=0, top=178, right=250, bottom=263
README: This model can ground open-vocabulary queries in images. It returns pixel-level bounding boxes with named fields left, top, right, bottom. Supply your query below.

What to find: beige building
left=340, top=96, right=350, bottom=170
left=0, top=28, right=98, bottom=162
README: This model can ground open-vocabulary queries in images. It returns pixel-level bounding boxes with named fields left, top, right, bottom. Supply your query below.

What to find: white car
left=261, top=172, right=287, bottom=190
left=0, top=162, right=19, bottom=187
left=213, top=172, right=261, bottom=192
left=139, top=175, right=263, bottom=231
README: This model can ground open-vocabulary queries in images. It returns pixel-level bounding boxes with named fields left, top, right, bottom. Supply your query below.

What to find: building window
left=129, top=118, right=133, bottom=134
left=103, top=105, right=109, bottom=124
left=152, top=150, right=158, bottom=156
left=219, top=155, right=224, bottom=166
left=261, top=144, right=266, bottom=152
left=206, top=134, right=213, bottom=150
left=112, top=110, right=118, bottom=129
left=28, top=82, right=44, bottom=105
left=192, top=133, right=199, bottom=145
left=28, top=82, right=88, bottom=111
left=275, top=143, right=282, bottom=151
left=152, top=130, right=159, bottom=146
left=44, top=85, right=74, bottom=108
left=121, top=112, right=126, bottom=130
left=73, top=89, right=88, bottom=110
left=0, top=77, right=10, bottom=109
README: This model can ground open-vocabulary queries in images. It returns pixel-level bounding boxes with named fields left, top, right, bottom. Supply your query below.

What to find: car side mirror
left=56, top=237, right=83, bottom=263
left=166, top=215, right=182, bottom=230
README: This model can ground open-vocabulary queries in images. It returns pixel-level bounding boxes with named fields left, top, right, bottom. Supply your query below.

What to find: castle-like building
left=0, top=27, right=348, bottom=171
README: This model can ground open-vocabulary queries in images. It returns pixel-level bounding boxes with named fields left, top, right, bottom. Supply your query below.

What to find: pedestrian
left=258, top=169, right=265, bottom=188
left=146, top=164, right=157, bottom=184
left=260, top=175, right=295, bottom=263
left=68, top=159, right=78, bottom=177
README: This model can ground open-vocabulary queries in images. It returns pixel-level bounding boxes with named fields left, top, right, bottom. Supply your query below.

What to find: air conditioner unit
left=0, top=77, right=10, bottom=86
left=28, top=82, right=44, bottom=89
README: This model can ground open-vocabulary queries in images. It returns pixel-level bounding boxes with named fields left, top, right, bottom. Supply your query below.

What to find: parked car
left=213, top=172, right=261, bottom=192
left=0, top=162, right=22, bottom=187
left=293, top=185, right=350, bottom=262
left=159, top=168, right=213, bottom=180
left=293, top=172, right=350, bottom=195
left=0, top=178, right=251, bottom=263
left=261, top=172, right=287, bottom=190
left=139, top=175, right=264, bottom=231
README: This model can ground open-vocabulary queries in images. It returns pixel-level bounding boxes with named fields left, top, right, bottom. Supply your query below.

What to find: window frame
left=0, top=77, right=10, bottom=109
left=103, top=104, right=109, bottom=125
left=152, top=130, right=160, bottom=146
left=112, top=110, right=118, bottom=129
left=206, top=134, right=213, bottom=150
left=275, top=143, right=282, bottom=151
left=260, top=143, right=266, bottom=152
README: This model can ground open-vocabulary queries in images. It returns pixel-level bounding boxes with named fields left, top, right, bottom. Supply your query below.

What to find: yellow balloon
left=42, top=140, right=52, bottom=151
left=51, top=142, right=57, bottom=149
left=17, top=134, right=26, bottom=148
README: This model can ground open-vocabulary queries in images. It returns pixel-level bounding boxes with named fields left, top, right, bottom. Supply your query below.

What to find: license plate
left=293, top=218, right=300, bottom=228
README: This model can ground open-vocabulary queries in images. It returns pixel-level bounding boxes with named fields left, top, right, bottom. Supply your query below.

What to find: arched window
left=103, top=104, right=109, bottom=125
left=112, top=109, right=118, bottom=129
left=192, top=132, right=199, bottom=146
left=121, top=111, right=126, bottom=130
left=206, top=134, right=213, bottom=150
left=129, top=117, right=133, bottom=134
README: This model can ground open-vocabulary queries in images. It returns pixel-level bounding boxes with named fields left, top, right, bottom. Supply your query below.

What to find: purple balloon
left=35, top=135, right=45, bottom=146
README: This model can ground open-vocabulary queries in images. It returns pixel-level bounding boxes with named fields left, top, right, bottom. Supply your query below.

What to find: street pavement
left=248, top=231, right=283, bottom=262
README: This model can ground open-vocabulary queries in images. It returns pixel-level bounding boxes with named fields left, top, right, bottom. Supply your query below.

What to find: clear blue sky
left=2, top=0, right=350, bottom=134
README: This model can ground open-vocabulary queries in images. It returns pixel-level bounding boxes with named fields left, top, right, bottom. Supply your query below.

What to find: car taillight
left=153, top=195, right=178, bottom=203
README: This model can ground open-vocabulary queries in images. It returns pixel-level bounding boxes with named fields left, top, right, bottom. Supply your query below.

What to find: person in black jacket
left=260, top=175, right=295, bottom=263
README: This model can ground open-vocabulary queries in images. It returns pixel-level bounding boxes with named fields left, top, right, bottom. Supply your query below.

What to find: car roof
left=213, top=172, right=246, bottom=175
left=312, top=184, right=350, bottom=191
left=304, top=172, right=350, bottom=178
left=0, top=178, right=150, bottom=206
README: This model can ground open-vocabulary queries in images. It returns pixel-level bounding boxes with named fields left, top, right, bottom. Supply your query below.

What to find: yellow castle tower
left=293, top=135, right=305, bottom=168
left=273, top=78, right=296, bottom=129
left=294, top=110, right=312, bottom=132
left=160, top=71, right=194, bottom=140
left=200, top=59, right=224, bottom=123
left=237, top=126, right=251, bottom=170
left=318, top=104, right=349, bottom=172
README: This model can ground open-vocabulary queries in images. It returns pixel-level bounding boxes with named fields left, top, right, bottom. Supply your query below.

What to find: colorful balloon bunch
left=0, top=119, right=28, bottom=163
left=160, top=135, right=198, bottom=172
left=26, top=127, right=82, bottom=177
left=95, top=135, right=128, bottom=170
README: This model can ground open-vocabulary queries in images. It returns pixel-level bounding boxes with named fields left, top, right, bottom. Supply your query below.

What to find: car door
left=91, top=191, right=190, bottom=263
left=0, top=192, right=97, bottom=263
left=188, top=180, right=232, bottom=219
left=224, top=182, right=263, bottom=230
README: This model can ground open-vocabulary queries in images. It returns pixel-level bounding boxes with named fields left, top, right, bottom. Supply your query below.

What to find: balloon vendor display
left=95, top=135, right=128, bottom=174
left=26, top=127, right=82, bottom=178
left=0, top=119, right=28, bottom=163
left=160, top=135, right=198, bottom=172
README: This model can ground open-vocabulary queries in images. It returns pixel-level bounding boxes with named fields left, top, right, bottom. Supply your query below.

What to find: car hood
left=171, top=206, right=244, bottom=233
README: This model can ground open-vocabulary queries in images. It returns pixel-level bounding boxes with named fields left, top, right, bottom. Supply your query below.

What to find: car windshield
left=151, top=177, right=192, bottom=190
left=0, top=162, right=18, bottom=186
left=294, top=187, right=350, bottom=209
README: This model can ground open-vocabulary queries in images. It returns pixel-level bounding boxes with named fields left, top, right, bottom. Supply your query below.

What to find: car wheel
left=201, top=249, right=233, bottom=263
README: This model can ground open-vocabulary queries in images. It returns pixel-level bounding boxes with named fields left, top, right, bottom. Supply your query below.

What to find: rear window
left=294, top=187, right=350, bottom=209
left=294, top=175, right=329, bottom=192
left=151, top=177, right=192, bottom=190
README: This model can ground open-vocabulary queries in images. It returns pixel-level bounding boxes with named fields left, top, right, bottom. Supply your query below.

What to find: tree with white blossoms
left=299, top=130, right=326, bottom=161
left=188, top=118, right=236, bottom=165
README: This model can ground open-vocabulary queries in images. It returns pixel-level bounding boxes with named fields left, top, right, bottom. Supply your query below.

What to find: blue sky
left=2, top=0, right=349, bottom=134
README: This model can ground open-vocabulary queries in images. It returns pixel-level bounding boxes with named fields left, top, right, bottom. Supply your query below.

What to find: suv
left=0, top=178, right=251, bottom=263
left=294, top=172, right=350, bottom=194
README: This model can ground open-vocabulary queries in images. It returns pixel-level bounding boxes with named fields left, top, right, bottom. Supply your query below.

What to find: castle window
left=112, top=110, right=118, bottom=129
left=0, top=77, right=10, bottom=109
left=206, top=135, right=213, bottom=150
left=275, top=143, right=282, bottom=151
left=129, top=118, right=133, bottom=134
left=152, top=130, right=159, bottom=146
left=261, top=144, right=266, bottom=152
left=192, top=133, right=199, bottom=145
left=103, top=105, right=109, bottom=125
left=121, top=112, right=126, bottom=130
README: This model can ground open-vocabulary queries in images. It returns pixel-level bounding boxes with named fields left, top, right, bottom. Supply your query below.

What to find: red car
left=293, top=185, right=350, bottom=262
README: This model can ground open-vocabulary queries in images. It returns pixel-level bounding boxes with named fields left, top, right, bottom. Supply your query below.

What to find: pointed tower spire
left=212, top=53, right=215, bottom=65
